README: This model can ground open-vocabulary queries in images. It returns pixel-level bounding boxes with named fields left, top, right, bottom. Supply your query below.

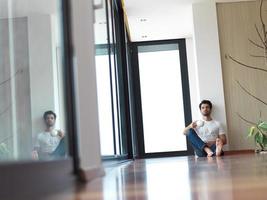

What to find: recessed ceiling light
left=140, top=18, right=147, bottom=22
left=141, top=35, right=147, bottom=38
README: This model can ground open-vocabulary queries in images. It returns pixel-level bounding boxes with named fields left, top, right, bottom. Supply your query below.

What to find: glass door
left=133, top=40, right=193, bottom=156
left=94, top=0, right=116, bottom=156
left=94, top=0, right=129, bottom=158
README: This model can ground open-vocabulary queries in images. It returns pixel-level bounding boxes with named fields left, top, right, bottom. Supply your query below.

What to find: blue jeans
left=38, top=138, right=66, bottom=160
left=51, top=137, right=66, bottom=158
left=187, top=128, right=217, bottom=157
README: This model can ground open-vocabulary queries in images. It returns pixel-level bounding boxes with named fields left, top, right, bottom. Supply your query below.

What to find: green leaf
left=263, top=136, right=267, bottom=147
left=248, top=126, right=256, bottom=137
left=259, top=132, right=264, bottom=144
left=258, top=122, right=267, bottom=131
left=255, top=134, right=261, bottom=143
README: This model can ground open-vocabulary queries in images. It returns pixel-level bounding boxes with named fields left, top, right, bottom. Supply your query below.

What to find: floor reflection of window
left=146, top=158, right=191, bottom=200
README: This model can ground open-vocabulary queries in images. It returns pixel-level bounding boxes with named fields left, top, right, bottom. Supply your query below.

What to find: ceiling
left=123, top=0, right=254, bottom=42
left=124, top=0, right=199, bottom=41
left=0, top=0, right=253, bottom=44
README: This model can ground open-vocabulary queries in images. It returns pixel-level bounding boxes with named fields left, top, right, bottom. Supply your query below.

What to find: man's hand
left=58, top=130, right=65, bottom=138
left=32, top=150, right=38, bottom=160
left=190, top=121, right=198, bottom=129
left=183, top=121, right=197, bottom=135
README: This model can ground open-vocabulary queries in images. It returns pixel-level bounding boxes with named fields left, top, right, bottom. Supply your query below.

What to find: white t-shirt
left=194, top=120, right=225, bottom=142
left=35, top=130, right=61, bottom=154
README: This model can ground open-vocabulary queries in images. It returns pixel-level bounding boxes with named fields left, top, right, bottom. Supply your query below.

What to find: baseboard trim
left=224, top=149, right=254, bottom=155
left=78, top=166, right=105, bottom=182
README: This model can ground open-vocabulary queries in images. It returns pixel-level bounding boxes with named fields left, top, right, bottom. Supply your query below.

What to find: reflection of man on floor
left=32, top=110, right=65, bottom=160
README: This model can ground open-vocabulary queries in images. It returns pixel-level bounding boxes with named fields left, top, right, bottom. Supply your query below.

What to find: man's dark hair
left=43, top=110, right=56, bottom=119
left=199, top=100, right=212, bottom=110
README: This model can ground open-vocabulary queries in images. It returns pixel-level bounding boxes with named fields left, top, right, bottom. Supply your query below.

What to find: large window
left=94, top=0, right=127, bottom=157
left=131, top=40, right=193, bottom=157
left=0, top=0, right=69, bottom=161
left=94, top=0, right=115, bottom=156
left=95, top=51, right=115, bottom=155
left=138, top=44, right=187, bottom=153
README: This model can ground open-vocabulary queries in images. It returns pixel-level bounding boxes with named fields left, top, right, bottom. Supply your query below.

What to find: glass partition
left=94, top=0, right=117, bottom=156
left=94, top=0, right=129, bottom=157
left=0, top=0, right=68, bottom=161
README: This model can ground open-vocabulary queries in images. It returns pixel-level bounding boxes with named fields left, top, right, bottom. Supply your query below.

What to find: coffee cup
left=50, top=130, right=58, bottom=136
left=196, top=120, right=204, bottom=127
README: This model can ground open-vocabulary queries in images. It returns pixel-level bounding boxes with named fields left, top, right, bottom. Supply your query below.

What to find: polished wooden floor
left=52, top=153, right=267, bottom=200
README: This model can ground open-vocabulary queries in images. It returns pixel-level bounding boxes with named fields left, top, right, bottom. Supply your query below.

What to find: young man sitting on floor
left=183, top=100, right=227, bottom=157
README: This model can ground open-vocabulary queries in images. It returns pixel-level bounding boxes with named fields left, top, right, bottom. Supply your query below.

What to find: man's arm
left=217, top=121, right=227, bottom=145
left=219, top=134, right=227, bottom=145
left=183, top=121, right=197, bottom=135
left=57, top=130, right=65, bottom=139
left=32, top=145, right=40, bottom=160
left=32, top=134, right=41, bottom=160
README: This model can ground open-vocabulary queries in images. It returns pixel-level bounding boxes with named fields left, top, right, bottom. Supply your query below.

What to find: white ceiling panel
left=124, top=0, right=255, bottom=41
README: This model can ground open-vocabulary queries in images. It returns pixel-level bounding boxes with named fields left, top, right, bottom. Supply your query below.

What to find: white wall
left=186, top=38, right=200, bottom=121
left=28, top=14, right=57, bottom=136
left=191, top=1, right=228, bottom=147
left=28, top=13, right=66, bottom=141
left=71, top=0, right=102, bottom=171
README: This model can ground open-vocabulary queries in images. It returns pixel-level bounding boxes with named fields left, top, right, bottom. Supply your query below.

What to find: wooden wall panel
left=217, top=1, right=267, bottom=150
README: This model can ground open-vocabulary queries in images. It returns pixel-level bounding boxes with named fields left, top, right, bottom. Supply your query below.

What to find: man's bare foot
left=204, top=147, right=213, bottom=157
left=207, top=152, right=214, bottom=157
left=216, top=138, right=223, bottom=156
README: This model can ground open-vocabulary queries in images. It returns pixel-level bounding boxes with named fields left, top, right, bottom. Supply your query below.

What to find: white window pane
left=138, top=48, right=187, bottom=153
left=95, top=55, right=115, bottom=155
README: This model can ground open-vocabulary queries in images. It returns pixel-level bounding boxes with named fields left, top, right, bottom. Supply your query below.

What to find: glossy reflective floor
left=53, top=153, right=267, bottom=200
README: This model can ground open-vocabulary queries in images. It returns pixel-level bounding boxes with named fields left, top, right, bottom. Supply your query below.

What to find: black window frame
left=100, top=0, right=133, bottom=162
left=129, top=39, right=194, bottom=158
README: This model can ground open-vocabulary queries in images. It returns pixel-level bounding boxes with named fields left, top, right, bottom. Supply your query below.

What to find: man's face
left=44, top=114, right=55, bottom=127
left=200, top=103, right=211, bottom=117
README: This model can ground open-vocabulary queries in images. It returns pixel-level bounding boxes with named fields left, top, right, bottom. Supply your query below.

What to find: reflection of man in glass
left=32, top=110, right=65, bottom=160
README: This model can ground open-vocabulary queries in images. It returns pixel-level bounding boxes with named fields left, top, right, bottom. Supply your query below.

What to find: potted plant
left=248, top=121, right=267, bottom=152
